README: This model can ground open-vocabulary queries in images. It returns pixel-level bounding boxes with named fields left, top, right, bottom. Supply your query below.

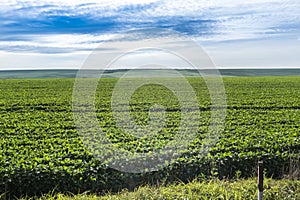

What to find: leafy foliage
left=0, top=77, right=299, bottom=197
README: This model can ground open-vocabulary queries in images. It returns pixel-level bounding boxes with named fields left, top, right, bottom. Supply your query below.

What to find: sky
left=0, top=0, right=299, bottom=70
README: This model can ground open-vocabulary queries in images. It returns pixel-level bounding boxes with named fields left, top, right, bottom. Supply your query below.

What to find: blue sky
left=0, top=0, right=299, bottom=69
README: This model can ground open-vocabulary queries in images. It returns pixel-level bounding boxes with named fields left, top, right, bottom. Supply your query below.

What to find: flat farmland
left=0, top=76, right=299, bottom=196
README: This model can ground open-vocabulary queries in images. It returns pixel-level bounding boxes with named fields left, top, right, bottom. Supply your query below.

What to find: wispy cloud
left=0, top=0, right=299, bottom=69
left=0, top=34, right=116, bottom=53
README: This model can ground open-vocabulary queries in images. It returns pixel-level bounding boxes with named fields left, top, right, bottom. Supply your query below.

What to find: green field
left=0, top=75, right=299, bottom=197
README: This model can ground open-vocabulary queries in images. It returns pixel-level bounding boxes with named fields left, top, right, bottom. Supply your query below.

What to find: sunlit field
left=0, top=73, right=299, bottom=198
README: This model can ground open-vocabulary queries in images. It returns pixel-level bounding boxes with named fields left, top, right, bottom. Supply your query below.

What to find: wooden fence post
left=258, top=160, right=263, bottom=200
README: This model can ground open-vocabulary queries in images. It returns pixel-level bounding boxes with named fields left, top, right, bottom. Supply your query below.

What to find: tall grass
left=17, top=178, right=300, bottom=200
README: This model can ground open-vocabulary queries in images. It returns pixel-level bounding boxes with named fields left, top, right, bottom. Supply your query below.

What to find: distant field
left=0, top=75, right=299, bottom=197
left=0, top=68, right=300, bottom=78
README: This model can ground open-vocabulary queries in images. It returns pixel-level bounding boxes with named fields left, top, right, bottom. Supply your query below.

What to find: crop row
left=0, top=76, right=299, bottom=196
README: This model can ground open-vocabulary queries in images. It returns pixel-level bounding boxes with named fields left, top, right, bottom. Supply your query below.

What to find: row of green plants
left=0, top=76, right=299, bottom=197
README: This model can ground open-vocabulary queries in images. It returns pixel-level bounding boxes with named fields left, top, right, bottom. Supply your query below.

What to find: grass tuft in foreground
left=17, top=178, right=300, bottom=200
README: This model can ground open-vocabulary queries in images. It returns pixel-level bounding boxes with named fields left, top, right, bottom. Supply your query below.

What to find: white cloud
left=0, top=0, right=299, bottom=69
left=0, top=50, right=89, bottom=70
left=0, top=0, right=159, bottom=18
left=1, top=0, right=299, bottom=42
left=203, top=38, right=300, bottom=68
left=0, top=34, right=116, bottom=53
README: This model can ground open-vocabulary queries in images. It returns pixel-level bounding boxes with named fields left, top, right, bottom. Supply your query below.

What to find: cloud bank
left=0, top=0, right=299, bottom=69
